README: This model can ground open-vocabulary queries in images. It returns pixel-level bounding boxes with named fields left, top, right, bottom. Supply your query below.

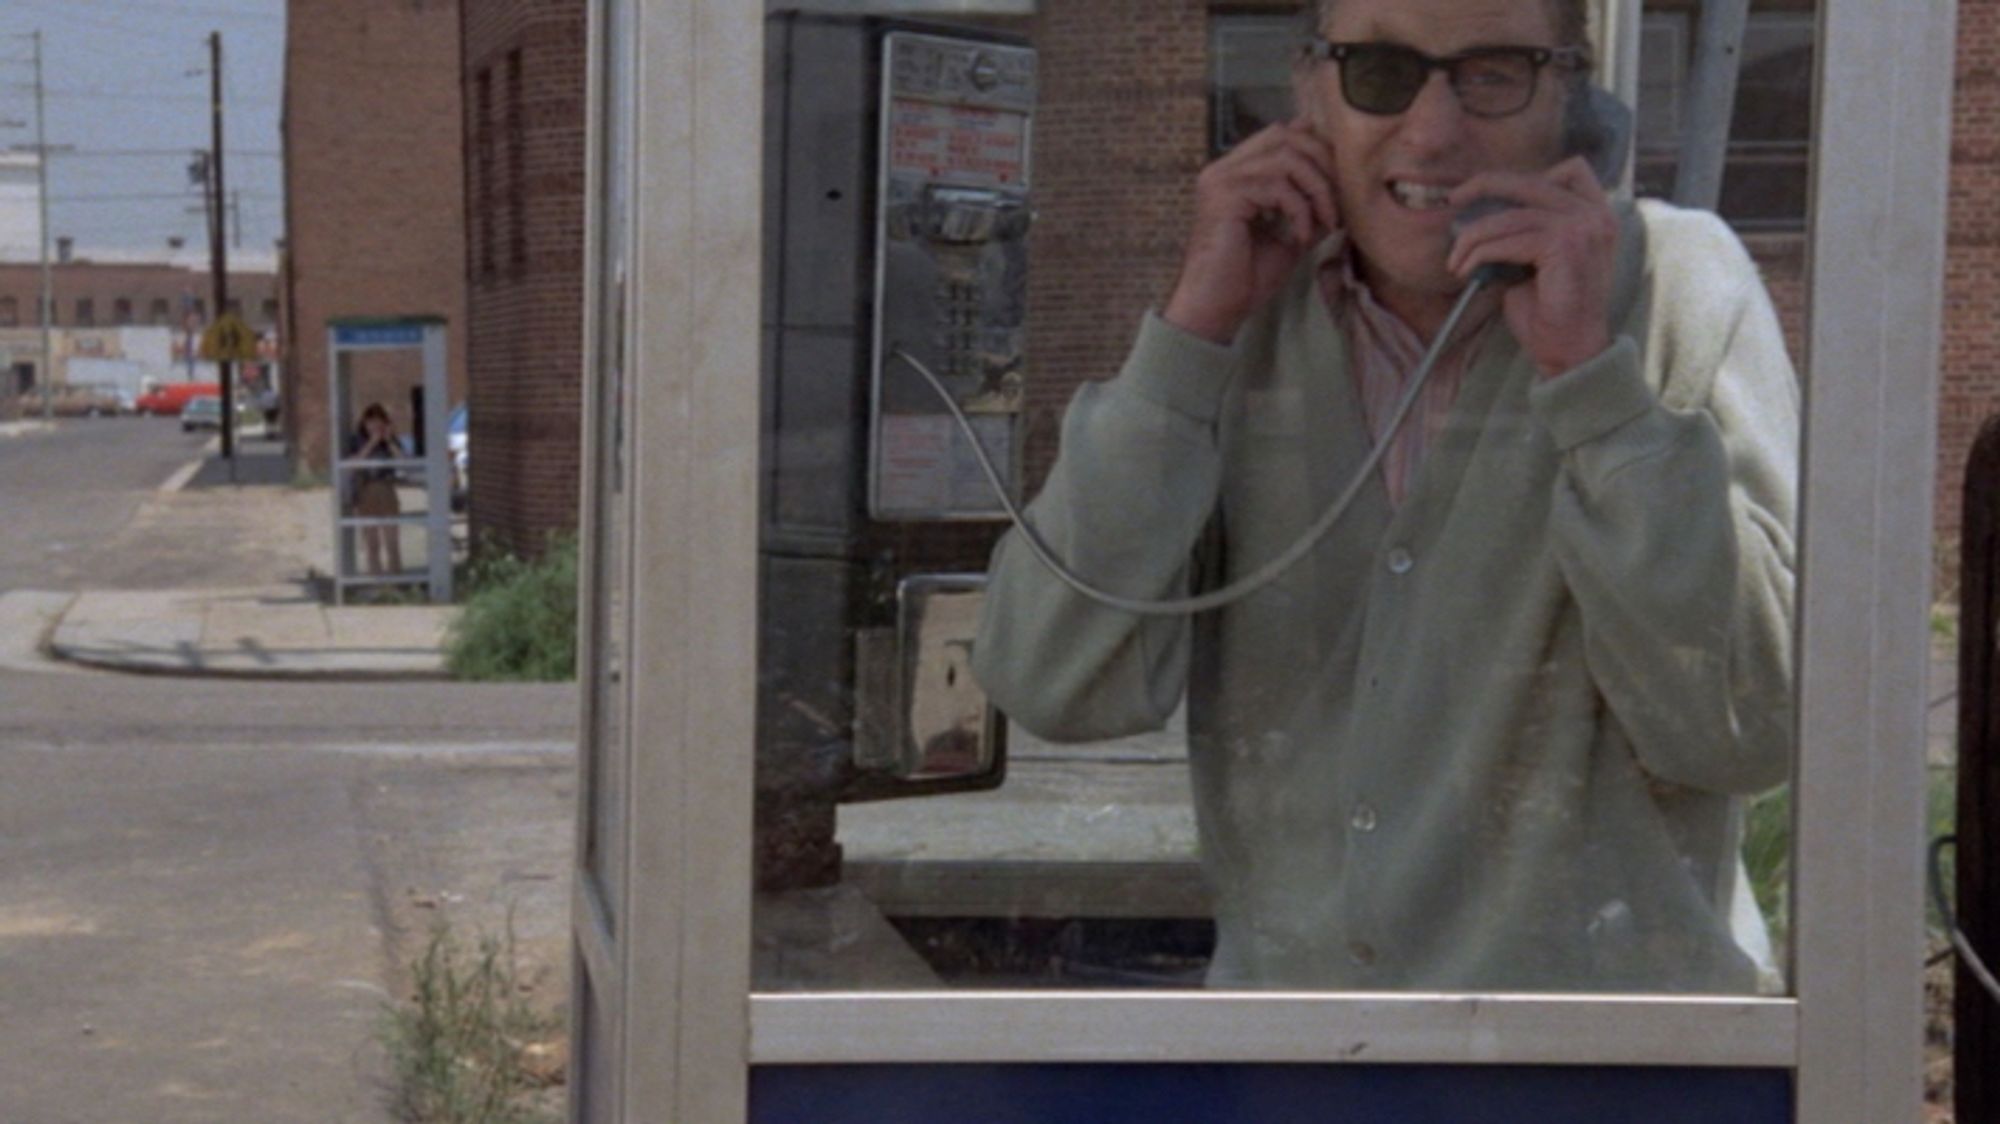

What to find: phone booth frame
left=567, top=0, right=1959, bottom=1119
left=325, top=316, right=454, bottom=605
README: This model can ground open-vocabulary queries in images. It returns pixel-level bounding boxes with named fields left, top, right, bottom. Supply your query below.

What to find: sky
left=0, top=0, right=284, bottom=269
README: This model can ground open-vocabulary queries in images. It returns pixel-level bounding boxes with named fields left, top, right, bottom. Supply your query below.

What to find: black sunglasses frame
left=1304, top=39, right=1591, bottom=120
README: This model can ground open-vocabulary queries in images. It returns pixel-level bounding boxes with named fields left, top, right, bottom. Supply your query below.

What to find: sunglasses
left=1305, top=40, right=1589, bottom=119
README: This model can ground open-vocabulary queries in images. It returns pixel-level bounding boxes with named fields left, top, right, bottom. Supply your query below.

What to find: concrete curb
left=45, top=587, right=457, bottom=681
left=47, top=644, right=456, bottom=682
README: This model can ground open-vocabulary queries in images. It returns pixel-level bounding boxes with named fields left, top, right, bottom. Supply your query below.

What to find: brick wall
left=1019, top=0, right=1213, bottom=493
left=283, top=0, right=469, bottom=474
left=0, top=261, right=278, bottom=331
left=459, top=0, right=588, bottom=559
left=1940, top=0, right=1999, bottom=550
left=1742, top=237, right=1806, bottom=370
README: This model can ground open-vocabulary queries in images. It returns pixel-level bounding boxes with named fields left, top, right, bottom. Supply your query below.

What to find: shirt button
left=1348, top=940, right=1377, bottom=967
left=1350, top=803, right=1378, bottom=833
left=1386, top=547, right=1414, bottom=575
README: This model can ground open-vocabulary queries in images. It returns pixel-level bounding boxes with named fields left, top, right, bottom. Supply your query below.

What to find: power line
left=8, top=0, right=282, bottom=36
left=45, top=0, right=285, bottom=21
left=53, top=192, right=203, bottom=202
left=50, top=192, right=278, bottom=202
left=48, top=148, right=281, bottom=158
left=30, top=88, right=276, bottom=106
left=5, top=0, right=226, bottom=40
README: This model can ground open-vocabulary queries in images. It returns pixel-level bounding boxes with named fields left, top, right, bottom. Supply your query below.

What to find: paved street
left=0, top=422, right=578, bottom=1123
left=0, top=418, right=216, bottom=594
left=0, top=418, right=328, bottom=597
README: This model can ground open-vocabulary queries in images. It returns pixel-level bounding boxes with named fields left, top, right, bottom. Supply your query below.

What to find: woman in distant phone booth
left=347, top=402, right=405, bottom=578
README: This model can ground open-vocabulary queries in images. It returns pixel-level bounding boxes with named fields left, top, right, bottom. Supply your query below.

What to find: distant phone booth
left=325, top=317, right=453, bottom=605
left=568, top=1, right=1959, bottom=1121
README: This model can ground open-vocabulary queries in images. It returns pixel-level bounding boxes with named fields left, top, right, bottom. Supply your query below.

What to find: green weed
left=1931, top=603, right=1958, bottom=644
left=1742, top=766, right=1960, bottom=957
left=1742, top=786, right=1792, bottom=950
left=379, top=923, right=563, bottom=1124
left=444, top=536, right=578, bottom=681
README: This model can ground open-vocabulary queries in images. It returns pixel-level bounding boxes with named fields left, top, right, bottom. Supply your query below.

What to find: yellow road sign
left=198, top=313, right=260, bottom=363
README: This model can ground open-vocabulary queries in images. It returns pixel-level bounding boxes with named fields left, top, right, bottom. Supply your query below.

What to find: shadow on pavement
left=185, top=437, right=293, bottom=488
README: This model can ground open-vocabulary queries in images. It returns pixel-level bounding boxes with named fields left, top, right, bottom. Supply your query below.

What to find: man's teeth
left=1390, top=181, right=1455, bottom=210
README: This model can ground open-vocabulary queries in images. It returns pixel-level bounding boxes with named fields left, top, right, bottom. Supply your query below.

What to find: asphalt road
left=0, top=417, right=215, bottom=594
left=0, top=422, right=578, bottom=1123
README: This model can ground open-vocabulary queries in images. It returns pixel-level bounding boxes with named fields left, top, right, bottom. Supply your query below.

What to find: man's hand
left=1445, top=156, right=1619, bottom=378
left=1162, top=120, right=1339, bottom=346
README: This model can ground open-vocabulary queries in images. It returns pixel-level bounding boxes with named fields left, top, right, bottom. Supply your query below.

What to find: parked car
left=178, top=394, right=264, bottom=434
left=179, top=395, right=223, bottom=431
left=137, top=382, right=222, bottom=417
left=50, top=384, right=127, bottom=417
left=447, top=403, right=469, bottom=512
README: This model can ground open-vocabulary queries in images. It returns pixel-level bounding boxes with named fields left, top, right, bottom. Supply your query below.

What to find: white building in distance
left=0, top=151, right=42, bottom=265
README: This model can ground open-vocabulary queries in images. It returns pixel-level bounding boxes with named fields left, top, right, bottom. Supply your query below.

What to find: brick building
left=0, top=260, right=278, bottom=333
left=1017, top=1, right=1209, bottom=490
left=0, top=259, right=279, bottom=399
left=458, top=0, right=589, bottom=558
left=458, top=1, right=1994, bottom=567
left=283, top=0, right=470, bottom=474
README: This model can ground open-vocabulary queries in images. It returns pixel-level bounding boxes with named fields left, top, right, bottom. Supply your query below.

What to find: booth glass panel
left=335, top=516, right=440, bottom=584
left=748, top=5, right=1803, bottom=1000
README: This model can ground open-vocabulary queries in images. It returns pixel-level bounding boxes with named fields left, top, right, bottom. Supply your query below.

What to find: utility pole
left=31, top=31, right=51, bottom=422
left=207, top=30, right=234, bottom=473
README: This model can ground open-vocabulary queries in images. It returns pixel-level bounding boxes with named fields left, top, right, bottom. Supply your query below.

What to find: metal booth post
left=568, top=0, right=1959, bottom=1120
left=325, top=317, right=454, bottom=605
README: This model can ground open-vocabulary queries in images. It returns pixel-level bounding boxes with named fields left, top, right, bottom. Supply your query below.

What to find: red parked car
left=135, top=382, right=222, bottom=417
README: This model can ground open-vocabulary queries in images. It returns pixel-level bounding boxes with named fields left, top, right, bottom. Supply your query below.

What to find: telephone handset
left=1453, top=84, right=1635, bottom=285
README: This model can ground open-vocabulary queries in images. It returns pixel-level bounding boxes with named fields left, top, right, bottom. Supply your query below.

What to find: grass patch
left=444, top=536, right=578, bottom=681
left=1931, top=603, right=1959, bottom=645
left=1742, top=786, right=1792, bottom=950
left=380, top=922, right=563, bottom=1124
left=1927, top=769, right=1959, bottom=937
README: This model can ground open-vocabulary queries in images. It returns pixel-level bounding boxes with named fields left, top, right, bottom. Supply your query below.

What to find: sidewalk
left=51, top=585, right=453, bottom=678
left=40, top=442, right=460, bottom=679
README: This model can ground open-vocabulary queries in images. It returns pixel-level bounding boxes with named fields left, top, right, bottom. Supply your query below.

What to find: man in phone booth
left=974, top=0, right=1798, bottom=993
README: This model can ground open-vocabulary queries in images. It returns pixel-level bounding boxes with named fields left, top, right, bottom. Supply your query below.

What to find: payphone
left=758, top=14, right=1035, bottom=889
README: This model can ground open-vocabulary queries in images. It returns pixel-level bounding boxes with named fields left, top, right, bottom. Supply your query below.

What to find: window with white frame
left=1635, top=3, right=1816, bottom=231
left=1209, top=13, right=1304, bottom=156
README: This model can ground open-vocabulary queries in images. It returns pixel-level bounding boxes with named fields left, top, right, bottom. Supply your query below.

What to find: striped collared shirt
left=1320, top=240, right=1500, bottom=507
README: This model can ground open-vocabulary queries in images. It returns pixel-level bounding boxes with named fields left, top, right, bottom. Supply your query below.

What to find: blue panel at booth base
left=750, top=1064, right=1791, bottom=1124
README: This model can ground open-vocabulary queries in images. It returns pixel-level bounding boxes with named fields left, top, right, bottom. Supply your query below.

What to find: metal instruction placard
left=870, top=31, right=1035, bottom=521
